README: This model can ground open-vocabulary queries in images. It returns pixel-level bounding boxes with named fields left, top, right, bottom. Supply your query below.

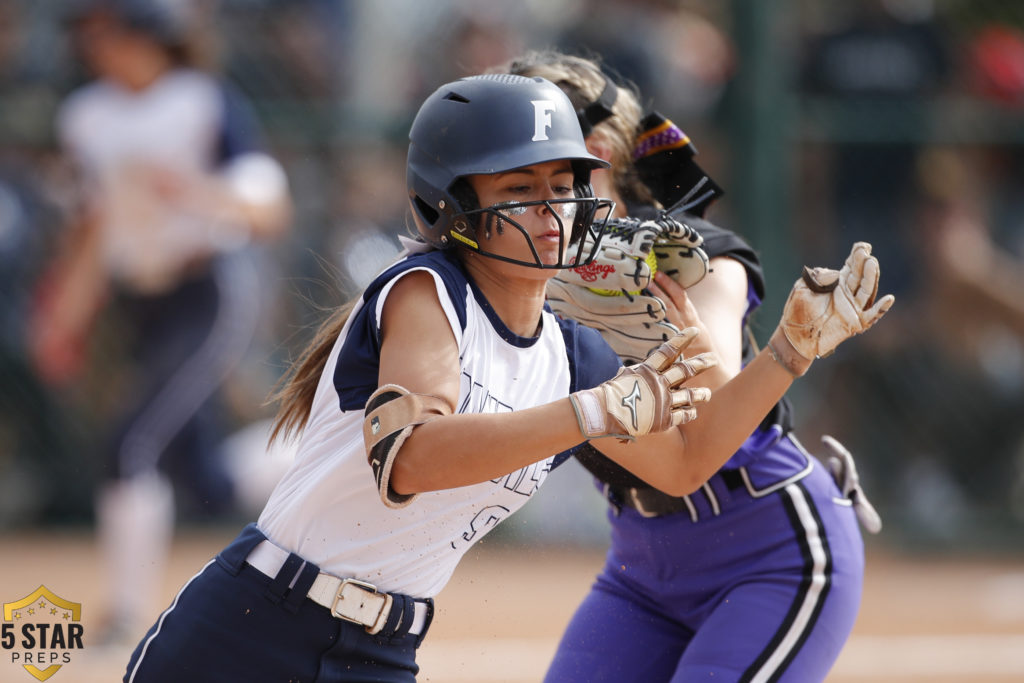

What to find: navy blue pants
left=109, top=252, right=260, bottom=514
left=124, top=525, right=431, bottom=682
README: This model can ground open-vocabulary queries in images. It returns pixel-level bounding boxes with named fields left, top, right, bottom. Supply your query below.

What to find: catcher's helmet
left=407, top=74, right=614, bottom=269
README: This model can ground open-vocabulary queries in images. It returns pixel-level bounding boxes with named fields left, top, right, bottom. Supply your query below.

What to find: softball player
left=124, top=72, right=887, bottom=682
left=33, top=0, right=290, bottom=643
left=507, top=51, right=887, bottom=682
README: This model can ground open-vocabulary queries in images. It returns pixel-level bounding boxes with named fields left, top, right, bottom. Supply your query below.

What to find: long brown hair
left=266, top=297, right=358, bottom=445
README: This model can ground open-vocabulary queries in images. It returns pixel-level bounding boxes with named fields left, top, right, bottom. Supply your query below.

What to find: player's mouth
left=535, top=228, right=564, bottom=243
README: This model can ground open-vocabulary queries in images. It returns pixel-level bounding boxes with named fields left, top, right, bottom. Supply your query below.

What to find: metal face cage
left=447, top=196, right=615, bottom=269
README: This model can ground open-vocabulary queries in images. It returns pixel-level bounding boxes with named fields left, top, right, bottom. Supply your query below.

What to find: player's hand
left=569, top=327, right=715, bottom=442
left=768, top=242, right=894, bottom=376
left=648, top=270, right=700, bottom=332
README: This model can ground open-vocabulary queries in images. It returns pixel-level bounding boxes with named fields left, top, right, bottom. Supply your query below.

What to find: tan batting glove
left=569, top=326, right=716, bottom=442
left=768, top=242, right=895, bottom=377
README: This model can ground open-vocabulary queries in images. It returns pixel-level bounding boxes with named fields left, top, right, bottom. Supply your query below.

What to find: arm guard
left=363, top=384, right=452, bottom=508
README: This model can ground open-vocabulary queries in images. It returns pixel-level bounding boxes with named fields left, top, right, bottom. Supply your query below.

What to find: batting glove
left=569, top=327, right=715, bottom=442
left=769, top=242, right=895, bottom=376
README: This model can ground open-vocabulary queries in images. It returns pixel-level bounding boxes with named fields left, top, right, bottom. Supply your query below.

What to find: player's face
left=466, top=160, right=577, bottom=267
left=74, top=14, right=164, bottom=88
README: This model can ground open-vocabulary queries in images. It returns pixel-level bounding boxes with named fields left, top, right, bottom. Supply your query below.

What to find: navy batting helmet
left=407, top=74, right=614, bottom=269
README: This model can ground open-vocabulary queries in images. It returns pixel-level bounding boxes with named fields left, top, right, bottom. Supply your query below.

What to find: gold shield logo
left=2, top=586, right=84, bottom=681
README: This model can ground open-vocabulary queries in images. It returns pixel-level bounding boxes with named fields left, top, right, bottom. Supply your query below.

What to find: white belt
left=245, top=540, right=428, bottom=636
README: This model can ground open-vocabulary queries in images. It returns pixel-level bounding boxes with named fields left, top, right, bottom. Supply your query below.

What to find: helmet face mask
left=407, top=74, right=615, bottom=269
left=450, top=195, right=614, bottom=269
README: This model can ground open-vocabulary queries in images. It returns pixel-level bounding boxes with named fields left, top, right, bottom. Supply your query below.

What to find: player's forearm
left=388, top=399, right=585, bottom=494
left=196, top=177, right=291, bottom=241
left=674, top=348, right=794, bottom=480
left=676, top=321, right=733, bottom=392
left=46, top=218, right=108, bottom=334
left=173, top=154, right=291, bottom=241
left=597, top=347, right=795, bottom=497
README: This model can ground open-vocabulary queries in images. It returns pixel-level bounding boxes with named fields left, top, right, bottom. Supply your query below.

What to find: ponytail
left=267, top=299, right=357, bottom=445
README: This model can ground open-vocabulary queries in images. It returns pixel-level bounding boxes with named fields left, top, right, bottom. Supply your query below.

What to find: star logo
left=621, top=380, right=642, bottom=431
left=3, top=586, right=84, bottom=681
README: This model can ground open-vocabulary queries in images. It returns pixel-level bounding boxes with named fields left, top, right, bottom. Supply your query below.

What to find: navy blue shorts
left=124, top=525, right=432, bottom=682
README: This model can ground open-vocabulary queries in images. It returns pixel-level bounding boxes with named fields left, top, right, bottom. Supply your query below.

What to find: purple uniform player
left=506, top=51, right=885, bottom=682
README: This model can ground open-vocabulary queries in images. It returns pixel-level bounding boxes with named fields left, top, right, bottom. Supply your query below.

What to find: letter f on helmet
left=531, top=100, right=556, bottom=141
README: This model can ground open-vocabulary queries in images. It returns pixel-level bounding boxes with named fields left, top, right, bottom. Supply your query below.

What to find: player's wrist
left=568, top=389, right=609, bottom=440
left=767, top=327, right=812, bottom=377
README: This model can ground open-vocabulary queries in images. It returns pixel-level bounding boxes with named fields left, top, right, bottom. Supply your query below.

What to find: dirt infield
left=1, top=527, right=1023, bottom=682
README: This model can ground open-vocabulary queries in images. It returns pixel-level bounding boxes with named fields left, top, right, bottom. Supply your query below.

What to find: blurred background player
left=28, top=0, right=291, bottom=645
left=507, top=50, right=884, bottom=681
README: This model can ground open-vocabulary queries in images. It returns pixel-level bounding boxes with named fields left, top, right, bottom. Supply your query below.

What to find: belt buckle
left=331, top=578, right=391, bottom=635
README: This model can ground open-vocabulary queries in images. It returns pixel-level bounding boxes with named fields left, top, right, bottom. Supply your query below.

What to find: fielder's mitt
left=547, top=278, right=680, bottom=363
left=561, top=216, right=662, bottom=293
left=549, top=215, right=708, bottom=363
left=650, top=214, right=710, bottom=289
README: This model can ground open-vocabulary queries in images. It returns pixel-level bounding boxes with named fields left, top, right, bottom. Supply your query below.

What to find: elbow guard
left=363, top=384, right=451, bottom=508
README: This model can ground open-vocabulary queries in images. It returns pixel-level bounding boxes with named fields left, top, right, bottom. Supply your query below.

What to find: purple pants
left=547, top=437, right=863, bottom=682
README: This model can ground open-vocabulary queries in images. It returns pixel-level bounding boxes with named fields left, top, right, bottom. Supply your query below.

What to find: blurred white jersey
left=258, top=250, right=620, bottom=598
left=58, top=69, right=252, bottom=294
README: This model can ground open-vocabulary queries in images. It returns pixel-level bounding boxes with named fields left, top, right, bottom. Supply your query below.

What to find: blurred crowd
left=1, top=0, right=1023, bottom=557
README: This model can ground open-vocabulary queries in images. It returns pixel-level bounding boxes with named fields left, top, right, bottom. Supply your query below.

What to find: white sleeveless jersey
left=258, top=250, right=619, bottom=598
left=57, top=69, right=260, bottom=293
